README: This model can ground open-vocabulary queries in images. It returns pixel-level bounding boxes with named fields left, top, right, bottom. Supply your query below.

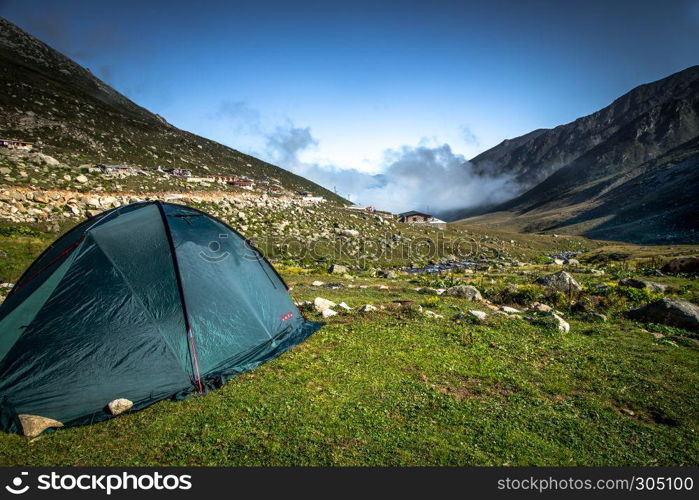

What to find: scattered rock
left=18, top=414, right=63, bottom=437
left=107, top=398, right=133, bottom=415
left=359, top=304, right=377, bottom=312
left=500, top=306, right=521, bottom=314
left=338, top=302, right=352, bottom=311
left=311, top=281, right=325, bottom=287
left=377, top=269, right=397, bottom=279
left=444, top=285, right=482, bottom=301
left=468, top=310, right=487, bottom=321
left=626, top=298, right=699, bottom=331
left=424, top=310, right=444, bottom=319
left=340, top=229, right=360, bottom=238
left=534, top=271, right=582, bottom=293
left=588, top=312, right=607, bottom=322
left=618, top=278, right=667, bottom=293
left=36, top=153, right=60, bottom=167
left=75, top=174, right=89, bottom=184
left=550, top=312, right=570, bottom=333
left=328, top=264, right=348, bottom=275
left=313, top=297, right=336, bottom=312
left=661, top=257, right=699, bottom=274
left=321, top=309, right=337, bottom=318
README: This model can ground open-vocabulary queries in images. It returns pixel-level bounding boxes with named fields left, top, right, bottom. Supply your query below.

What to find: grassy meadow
left=0, top=224, right=697, bottom=466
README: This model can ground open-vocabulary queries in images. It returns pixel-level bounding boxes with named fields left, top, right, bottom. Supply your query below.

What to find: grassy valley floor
left=0, top=229, right=697, bottom=465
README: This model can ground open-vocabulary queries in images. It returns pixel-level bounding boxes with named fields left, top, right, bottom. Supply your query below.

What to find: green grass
left=0, top=226, right=697, bottom=466
left=0, top=270, right=697, bottom=466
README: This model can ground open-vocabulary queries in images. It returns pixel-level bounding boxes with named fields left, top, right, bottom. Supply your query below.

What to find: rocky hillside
left=470, top=65, right=699, bottom=189
left=454, top=66, right=699, bottom=243
left=0, top=17, right=344, bottom=202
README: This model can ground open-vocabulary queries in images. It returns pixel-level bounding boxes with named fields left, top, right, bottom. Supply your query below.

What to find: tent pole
left=155, top=201, right=204, bottom=394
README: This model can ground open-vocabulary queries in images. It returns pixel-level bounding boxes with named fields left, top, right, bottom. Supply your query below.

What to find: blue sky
left=1, top=0, right=698, bottom=210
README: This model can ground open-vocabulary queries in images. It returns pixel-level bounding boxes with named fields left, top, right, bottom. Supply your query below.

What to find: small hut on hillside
left=398, top=210, right=447, bottom=230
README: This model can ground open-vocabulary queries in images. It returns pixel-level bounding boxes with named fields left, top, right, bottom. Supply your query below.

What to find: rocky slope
left=0, top=17, right=344, bottom=202
left=455, top=66, right=699, bottom=243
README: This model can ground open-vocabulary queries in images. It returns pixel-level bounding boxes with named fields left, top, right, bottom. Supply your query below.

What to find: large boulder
left=534, top=271, right=582, bottom=293
left=618, top=278, right=667, bottom=293
left=661, top=257, right=699, bottom=274
left=626, top=298, right=699, bottom=331
left=444, top=285, right=482, bottom=301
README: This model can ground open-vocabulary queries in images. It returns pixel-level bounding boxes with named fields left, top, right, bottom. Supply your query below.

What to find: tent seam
left=155, top=201, right=204, bottom=393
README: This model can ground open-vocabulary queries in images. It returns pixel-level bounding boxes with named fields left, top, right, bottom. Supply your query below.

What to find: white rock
left=314, top=297, right=336, bottom=312
left=107, top=398, right=133, bottom=415
left=75, top=174, right=88, bottom=184
left=424, top=310, right=444, bottom=319
left=359, top=304, right=377, bottom=312
left=311, top=280, right=325, bottom=287
left=551, top=313, right=570, bottom=333
left=338, top=302, right=352, bottom=311
left=321, top=309, right=337, bottom=318
left=468, top=310, right=487, bottom=321
left=500, top=306, right=521, bottom=314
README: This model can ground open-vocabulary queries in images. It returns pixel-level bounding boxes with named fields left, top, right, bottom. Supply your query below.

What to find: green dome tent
left=0, top=201, right=320, bottom=435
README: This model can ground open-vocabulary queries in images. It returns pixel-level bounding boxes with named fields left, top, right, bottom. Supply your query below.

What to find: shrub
left=411, top=273, right=461, bottom=289
left=0, top=225, right=41, bottom=237
left=493, top=284, right=545, bottom=306
left=421, top=296, right=441, bottom=308
left=532, top=255, right=553, bottom=265
left=618, top=286, right=662, bottom=305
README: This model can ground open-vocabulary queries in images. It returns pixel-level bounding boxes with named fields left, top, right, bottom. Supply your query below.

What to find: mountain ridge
left=454, top=65, right=699, bottom=243
left=0, top=16, right=346, bottom=203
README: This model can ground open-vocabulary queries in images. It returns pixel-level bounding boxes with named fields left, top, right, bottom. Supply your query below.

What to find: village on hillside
left=0, top=138, right=446, bottom=234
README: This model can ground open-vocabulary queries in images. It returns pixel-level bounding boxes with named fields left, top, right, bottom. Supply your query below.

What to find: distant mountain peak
left=455, top=65, right=699, bottom=244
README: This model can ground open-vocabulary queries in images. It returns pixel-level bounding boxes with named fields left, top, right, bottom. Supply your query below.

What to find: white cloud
left=264, top=123, right=517, bottom=215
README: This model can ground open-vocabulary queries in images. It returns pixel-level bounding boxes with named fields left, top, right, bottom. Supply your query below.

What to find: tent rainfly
left=0, top=201, right=320, bottom=435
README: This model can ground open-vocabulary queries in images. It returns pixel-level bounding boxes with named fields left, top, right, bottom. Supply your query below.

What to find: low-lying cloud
left=209, top=101, right=516, bottom=216
left=264, top=123, right=516, bottom=217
